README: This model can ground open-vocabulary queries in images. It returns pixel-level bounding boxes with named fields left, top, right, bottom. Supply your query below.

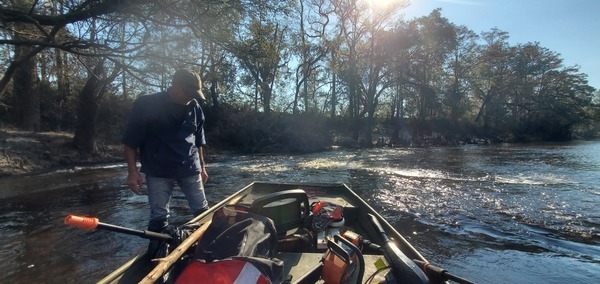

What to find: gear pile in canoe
left=65, top=182, right=473, bottom=284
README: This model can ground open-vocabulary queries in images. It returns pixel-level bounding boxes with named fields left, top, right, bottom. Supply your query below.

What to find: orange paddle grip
left=64, top=214, right=99, bottom=230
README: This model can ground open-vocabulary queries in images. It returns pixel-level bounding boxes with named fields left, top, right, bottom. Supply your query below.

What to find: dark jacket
left=122, top=91, right=206, bottom=179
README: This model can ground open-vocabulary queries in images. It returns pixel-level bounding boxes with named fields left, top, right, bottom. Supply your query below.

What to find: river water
left=1, top=142, right=599, bottom=283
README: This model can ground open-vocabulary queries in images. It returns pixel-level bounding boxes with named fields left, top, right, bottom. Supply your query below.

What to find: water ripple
left=1, top=143, right=600, bottom=283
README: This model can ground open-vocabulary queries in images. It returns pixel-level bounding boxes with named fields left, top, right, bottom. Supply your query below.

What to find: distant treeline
left=0, top=1, right=598, bottom=153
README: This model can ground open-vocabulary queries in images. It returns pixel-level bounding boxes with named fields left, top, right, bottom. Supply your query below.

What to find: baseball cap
left=173, top=68, right=205, bottom=101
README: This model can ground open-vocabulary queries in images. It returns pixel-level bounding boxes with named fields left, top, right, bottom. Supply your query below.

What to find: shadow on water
left=1, top=143, right=600, bottom=283
left=0, top=165, right=142, bottom=283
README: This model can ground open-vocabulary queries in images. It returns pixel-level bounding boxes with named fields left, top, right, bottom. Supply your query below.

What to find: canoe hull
left=98, top=182, right=429, bottom=284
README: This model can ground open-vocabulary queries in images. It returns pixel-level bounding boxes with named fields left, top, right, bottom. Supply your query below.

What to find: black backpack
left=176, top=205, right=284, bottom=284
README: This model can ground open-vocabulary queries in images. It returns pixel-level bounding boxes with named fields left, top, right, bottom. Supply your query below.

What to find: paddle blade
left=64, top=215, right=99, bottom=230
left=383, top=241, right=429, bottom=284
left=368, top=214, right=428, bottom=284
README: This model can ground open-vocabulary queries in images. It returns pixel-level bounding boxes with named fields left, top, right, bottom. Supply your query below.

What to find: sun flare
left=368, top=0, right=403, bottom=10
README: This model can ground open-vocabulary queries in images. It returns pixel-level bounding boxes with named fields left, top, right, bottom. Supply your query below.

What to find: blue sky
left=402, top=0, right=600, bottom=90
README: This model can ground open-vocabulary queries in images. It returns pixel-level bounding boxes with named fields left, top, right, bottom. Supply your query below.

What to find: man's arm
left=124, top=145, right=143, bottom=194
left=199, top=146, right=208, bottom=184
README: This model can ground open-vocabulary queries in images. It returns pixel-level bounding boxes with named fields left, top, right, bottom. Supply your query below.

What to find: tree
left=73, top=58, right=121, bottom=152
left=0, top=0, right=141, bottom=136
left=332, top=0, right=407, bottom=144
left=233, top=14, right=289, bottom=115
left=525, top=66, right=595, bottom=140
left=403, top=9, right=457, bottom=123
left=444, top=25, right=478, bottom=125
left=290, top=0, right=334, bottom=115
left=0, top=0, right=146, bottom=94
left=1, top=0, right=249, bottom=150
left=1, top=0, right=598, bottom=152
left=470, top=28, right=514, bottom=135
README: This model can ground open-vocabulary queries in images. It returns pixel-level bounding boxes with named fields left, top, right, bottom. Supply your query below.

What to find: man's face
left=172, top=80, right=195, bottom=104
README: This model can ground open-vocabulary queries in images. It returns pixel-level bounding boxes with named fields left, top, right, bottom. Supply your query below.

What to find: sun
left=367, top=0, right=406, bottom=11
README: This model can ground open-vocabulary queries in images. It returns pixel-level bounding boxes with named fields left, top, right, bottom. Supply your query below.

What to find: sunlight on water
left=494, top=173, right=573, bottom=185
left=238, top=163, right=293, bottom=173
left=371, top=166, right=449, bottom=179
left=297, top=158, right=355, bottom=169
left=439, top=248, right=600, bottom=284
left=1, top=143, right=599, bottom=283
left=39, top=163, right=126, bottom=175
left=344, top=145, right=600, bottom=274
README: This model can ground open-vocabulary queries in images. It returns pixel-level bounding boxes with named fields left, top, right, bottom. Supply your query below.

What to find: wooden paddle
left=139, top=194, right=247, bottom=284
left=138, top=220, right=211, bottom=284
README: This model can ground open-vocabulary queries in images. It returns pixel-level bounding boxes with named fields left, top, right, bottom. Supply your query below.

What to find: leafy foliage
left=205, top=103, right=331, bottom=153
left=0, top=0, right=597, bottom=153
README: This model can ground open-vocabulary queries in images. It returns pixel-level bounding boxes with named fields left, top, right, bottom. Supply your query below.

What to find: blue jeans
left=146, top=174, right=208, bottom=232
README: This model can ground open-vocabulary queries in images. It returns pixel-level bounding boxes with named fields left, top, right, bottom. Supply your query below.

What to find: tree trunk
left=363, top=91, right=377, bottom=147
left=73, top=62, right=105, bottom=153
left=13, top=43, right=40, bottom=131
left=364, top=113, right=374, bottom=147
left=209, top=78, right=219, bottom=110
left=331, top=69, right=337, bottom=119
left=261, top=81, right=272, bottom=116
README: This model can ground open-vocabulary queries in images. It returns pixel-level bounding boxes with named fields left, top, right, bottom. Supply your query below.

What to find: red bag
left=176, top=205, right=284, bottom=284
left=176, top=259, right=271, bottom=284
left=311, top=201, right=344, bottom=232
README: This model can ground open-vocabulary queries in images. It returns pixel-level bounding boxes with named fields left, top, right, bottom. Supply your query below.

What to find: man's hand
left=199, top=147, right=208, bottom=184
left=127, top=170, right=144, bottom=194
left=201, top=170, right=208, bottom=184
left=124, top=145, right=143, bottom=194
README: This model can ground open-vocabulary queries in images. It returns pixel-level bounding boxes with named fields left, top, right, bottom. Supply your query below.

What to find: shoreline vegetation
left=0, top=128, right=122, bottom=177
left=0, top=125, right=586, bottom=178
left=1, top=2, right=598, bottom=176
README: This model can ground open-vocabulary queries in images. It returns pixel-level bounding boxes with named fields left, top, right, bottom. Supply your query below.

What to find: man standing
left=122, top=68, right=209, bottom=233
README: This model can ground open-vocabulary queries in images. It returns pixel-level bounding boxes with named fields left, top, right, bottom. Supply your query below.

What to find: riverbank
left=0, top=128, right=122, bottom=177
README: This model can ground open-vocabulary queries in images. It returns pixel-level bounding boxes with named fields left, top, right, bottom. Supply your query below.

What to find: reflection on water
left=1, top=142, right=599, bottom=283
